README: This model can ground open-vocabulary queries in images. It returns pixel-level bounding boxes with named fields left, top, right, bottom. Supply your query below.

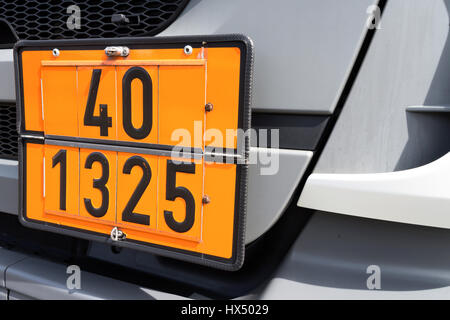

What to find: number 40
left=84, top=67, right=153, bottom=139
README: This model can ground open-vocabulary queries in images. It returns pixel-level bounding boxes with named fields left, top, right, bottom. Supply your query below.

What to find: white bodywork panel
left=298, top=153, right=450, bottom=229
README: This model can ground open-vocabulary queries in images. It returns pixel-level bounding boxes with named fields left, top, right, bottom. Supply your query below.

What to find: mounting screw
left=52, top=48, right=60, bottom=57
left=202, top=195, right=211, bottom=204
left=184, top=45, right=193, bottom=55
left=205, top=103, right=213, bottom=112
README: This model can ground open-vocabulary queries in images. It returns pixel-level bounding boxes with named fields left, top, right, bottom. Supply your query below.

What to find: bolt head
left=184, top=45, right=193, bottom=55
left=205, top=103, right=213, bottom=112
left=202, top=195, right=211, bottom=204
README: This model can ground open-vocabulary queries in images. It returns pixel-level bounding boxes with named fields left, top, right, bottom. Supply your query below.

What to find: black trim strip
left=251, top=112, right=329, bottom=151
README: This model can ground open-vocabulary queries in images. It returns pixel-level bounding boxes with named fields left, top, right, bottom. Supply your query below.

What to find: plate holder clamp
left=110, top=227, right=127, bottom=242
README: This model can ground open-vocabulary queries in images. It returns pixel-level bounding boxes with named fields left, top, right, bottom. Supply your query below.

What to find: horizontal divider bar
left=45, top=135, right=202, bottom=153
left=45, top=139, right=201, bottom=159
left=44, top=135, right=242, bottom=163
left=41, top=59, right=206, bottom=67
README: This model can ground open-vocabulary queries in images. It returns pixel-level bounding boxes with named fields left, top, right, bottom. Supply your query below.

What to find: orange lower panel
left=25, top=142, right=236, bottom=259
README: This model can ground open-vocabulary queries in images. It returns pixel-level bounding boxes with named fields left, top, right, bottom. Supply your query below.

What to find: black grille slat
left=0, top=105, right=17, bottom=160
left=0, top=0, right=189, bottom=41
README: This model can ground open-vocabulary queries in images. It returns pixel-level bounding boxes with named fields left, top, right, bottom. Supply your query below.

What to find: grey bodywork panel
left=259, top=211, right=450, bottom=299
left=8, top=291, right=33, bottom=300
left=0, top=288, right=7, bottom=300
left=315, top=0, right=450, bottom=174
left=11, top=211, right=450, bottom=299
left=160, top=0, right=375, bottom=113
left=0, top=247, right=26, bottom=287
left=4, top=255, right=183, bottom=300
left=0, top=247, right=195, bottom=300
left=0, top=0, right=376, bottom=115
left=0, top=49, right=14, bottom=103
left=0, top=159, right=18, bottom=215
left=246, top=148, right=312, bottom=243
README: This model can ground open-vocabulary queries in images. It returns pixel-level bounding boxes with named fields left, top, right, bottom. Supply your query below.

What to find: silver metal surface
left=0, top=247, right=27, bottom=287
left=4, top=256, right=162, bottom=299
left=0, top=49, right=15, bottom=102
left=161, top=0, right=376, bottom=113
left=246, top=148, right=312, bottom=243
left=259, top=211, right=450, bottom=299
left=406, top=105, right=450, bottom=113
left=52, top=48, right=60, bottom=57
left=104, top=46, right=130, bottom=57
left=315, top=0, right=450, bottom=174
left=183, top=45, right=193, bottom=55
left=8, top=291, right=33, bottom=300
left=0, top=288, right=7, bottom=300
left=0, top=160, right=18, bottom=215
left=110, top=227, right=126, bottom=242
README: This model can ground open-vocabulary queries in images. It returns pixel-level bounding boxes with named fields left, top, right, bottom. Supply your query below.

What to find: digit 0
left=122, top=66, right=153, bottom=140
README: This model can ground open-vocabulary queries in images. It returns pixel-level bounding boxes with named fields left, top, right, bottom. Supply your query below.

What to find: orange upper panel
left=20, top=47, right=241, bottom=151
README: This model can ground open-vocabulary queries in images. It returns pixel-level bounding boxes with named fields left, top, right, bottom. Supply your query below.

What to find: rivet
left=205, top=103, right=213, bottom=112
left=202, top=195, right=211, bottom=204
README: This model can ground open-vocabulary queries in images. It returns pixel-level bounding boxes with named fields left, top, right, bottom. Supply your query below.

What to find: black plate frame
left=14, top=34, right=253, bottom=271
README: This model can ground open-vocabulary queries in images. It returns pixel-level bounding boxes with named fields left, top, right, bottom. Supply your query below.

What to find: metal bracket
left=110, top=227, right=126, bottom=241
left=105, top=46, right=130, bottom=57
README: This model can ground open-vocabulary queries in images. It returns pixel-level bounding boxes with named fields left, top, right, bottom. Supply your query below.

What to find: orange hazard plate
left=15, top=35, right=253, bottom=271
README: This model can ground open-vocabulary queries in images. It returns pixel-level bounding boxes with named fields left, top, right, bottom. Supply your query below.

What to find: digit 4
left=84, top=69, right=112, bottom=136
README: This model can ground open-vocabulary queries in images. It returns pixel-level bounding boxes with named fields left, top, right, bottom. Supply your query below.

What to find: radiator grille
left=0, top=105, right=17, bottom=160
left=0, top=0, right=189, bottom=41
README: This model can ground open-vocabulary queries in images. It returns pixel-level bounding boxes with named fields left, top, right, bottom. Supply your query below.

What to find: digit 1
left=52, top=149, right=67, bottom=211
